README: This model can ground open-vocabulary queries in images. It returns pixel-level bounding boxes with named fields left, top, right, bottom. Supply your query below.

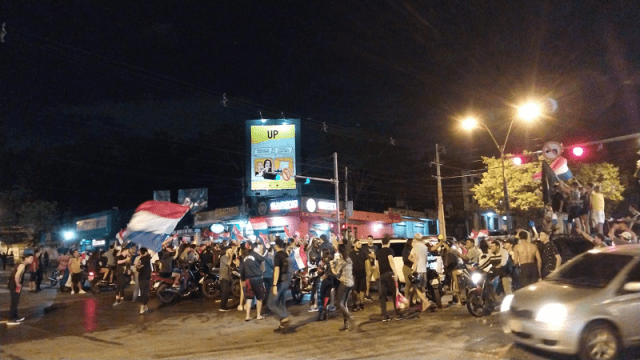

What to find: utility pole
left=334, top=152, right=340, bottom=236
left=241, top=177, right=246, bottom=215
left=435, top=144, right=447, bottom=240
left=344, top=166, right=348, bottom=230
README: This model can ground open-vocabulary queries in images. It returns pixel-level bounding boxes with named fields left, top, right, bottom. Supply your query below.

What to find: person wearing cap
left=6, top=253, right=35, bottom=325
left=615, top=231, right=636, bottom=245
left=408, top=233, right=431, bottom=312
left=240, top=242, right=267, bottom=321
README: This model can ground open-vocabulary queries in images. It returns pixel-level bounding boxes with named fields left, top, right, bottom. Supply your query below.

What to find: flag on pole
left=125, top=201, right=190, bottom=252
left=283, top=225, right=291, bottom=239
left=533, top=156, right=573, bottom=182
left=232, top=225, right=244, bottom=241
left=259, top=233, right=269, bottom=246
left=115, top=228, right=128, bottom=246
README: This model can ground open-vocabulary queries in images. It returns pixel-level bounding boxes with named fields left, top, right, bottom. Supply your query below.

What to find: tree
left=18, top=200, right=59, bottom=246
left=472, top=156, right=543, bottom=215
left=573, top=163, right=624, bottom=202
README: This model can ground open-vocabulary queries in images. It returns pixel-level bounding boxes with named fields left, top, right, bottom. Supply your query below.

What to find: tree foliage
left=573, top=163, right=624, bottom=202
left=473, top=157, right=626, bottom=215
left=472, top=156, right=543, bottom=215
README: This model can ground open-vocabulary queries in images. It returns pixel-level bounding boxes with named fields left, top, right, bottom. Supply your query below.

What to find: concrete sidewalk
left=0, top=269, right=64, bottom=321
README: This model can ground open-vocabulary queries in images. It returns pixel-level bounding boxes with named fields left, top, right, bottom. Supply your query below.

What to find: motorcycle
left=87, top=268, right=128, bottom=293
left=154, top=262, right=224, bottom=304
left=290, top=263, right=320, bottom=303
left=201, top=265, right=242, bottom=300
left=49, top=270, right=61, bottom=287
left=465, top=264, right=503, bottom=317
left=425, top=258, right=444, bottom=308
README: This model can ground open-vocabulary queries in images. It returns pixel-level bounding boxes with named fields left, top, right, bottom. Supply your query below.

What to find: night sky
left=1, top=1, right=640, bottom=215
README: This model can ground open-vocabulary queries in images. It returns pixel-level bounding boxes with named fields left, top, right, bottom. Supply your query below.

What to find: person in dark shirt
left=551, top=185, right=566, bottom=235
left=349, top=239, right=369, bottom=311
left=200, top=246, right=214, bottom=272
left=376, top=235, right=400, bottom=321
left=539, top=231, right=561, bottom=279
left=136, top=247, right=152, bottom=314
left=7, top=253, right=34, bottom=325
left=240, top=242, right=266, bottom=321
left=113, top=247, right=131, bottom=307
left=269, top=238, right=290, bottom=333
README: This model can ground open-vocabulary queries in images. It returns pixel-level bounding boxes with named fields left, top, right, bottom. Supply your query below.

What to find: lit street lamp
left=461, top=101, right=543, bottom=234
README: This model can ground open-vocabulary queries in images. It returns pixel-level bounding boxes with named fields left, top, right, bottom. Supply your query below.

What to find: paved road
left=0, top=270, right=633, bottom=360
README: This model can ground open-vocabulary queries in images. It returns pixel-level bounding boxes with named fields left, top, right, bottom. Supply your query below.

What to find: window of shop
left=393, top=222, right=407, bottom=238
left=427, top=220, right=438, bottom=235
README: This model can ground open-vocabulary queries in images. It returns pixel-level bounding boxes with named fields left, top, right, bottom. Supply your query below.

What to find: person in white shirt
left=408, top=233, right=431, bottom=312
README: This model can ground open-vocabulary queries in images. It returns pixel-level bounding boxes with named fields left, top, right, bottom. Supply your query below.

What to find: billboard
left=178, top=188, right=208, bottom=214
left=246, top=119, right=301, bottom=196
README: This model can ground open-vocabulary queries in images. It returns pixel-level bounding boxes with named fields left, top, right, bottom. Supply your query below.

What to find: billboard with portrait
left=246, top=119, right=301, bottom=196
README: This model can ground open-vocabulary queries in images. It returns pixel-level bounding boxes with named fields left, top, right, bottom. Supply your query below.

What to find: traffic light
left=295, top=177, right=311, bottom=184
left=512, top=156, right=523, bottom=165
left=572, top=147, right=584, bottom=157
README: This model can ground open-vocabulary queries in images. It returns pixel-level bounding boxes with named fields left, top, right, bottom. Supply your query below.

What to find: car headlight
left=535, top=304, right=567, bottom=325
left=500, top=294, right=514, bottom=312
left=471, top=272, right=483, bottom=285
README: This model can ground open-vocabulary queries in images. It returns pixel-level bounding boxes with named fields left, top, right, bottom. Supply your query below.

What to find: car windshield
left=546, top=252, right=633, bottom=288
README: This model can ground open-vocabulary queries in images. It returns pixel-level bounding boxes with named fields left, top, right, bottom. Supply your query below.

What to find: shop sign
left=214, top=206, right=240, bottom=219
left=270, top=199, right=299, bottom=212
left=92, top=239, right=106, bottom=246
left=303, top=198, right=336, bottom=213
left=387, top=208, right=426, bottom=219
left=318, top=200, right=336, bottom=211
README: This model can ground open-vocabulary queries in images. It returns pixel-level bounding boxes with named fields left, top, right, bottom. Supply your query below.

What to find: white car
left=500, top=245, right=640, bottom=360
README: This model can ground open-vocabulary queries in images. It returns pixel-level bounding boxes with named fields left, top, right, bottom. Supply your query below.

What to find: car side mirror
left=622, top=281, right=640, bottom=293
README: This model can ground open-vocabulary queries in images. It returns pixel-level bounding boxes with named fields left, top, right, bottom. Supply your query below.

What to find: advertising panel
left=246, top=119, right=301, bottom=196
left=178, top=188, right=208, bottom=214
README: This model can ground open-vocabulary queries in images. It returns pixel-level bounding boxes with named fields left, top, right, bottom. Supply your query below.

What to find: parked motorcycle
left=88, top=269, right=128, bottom=294
left=425, top=259, right=444, bottom=308
left=49, top=270, right=61, bottom=287
left=465, top=264, right=503, bottom=317
left=290, top=263, right=319, bottom=303
left=155, top=262, right=221, bottom=304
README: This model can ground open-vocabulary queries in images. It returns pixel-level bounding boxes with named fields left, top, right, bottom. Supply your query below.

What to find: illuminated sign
left=318, top=200, right=336, bottom=211
left=76, top=216, right=108, bottom=231
left=303, top=198, right=336, bottom=213
left=270, top=199, right=299, bottom=212
left=246, top=119, right=301, bottom=196
left=306, top=198, right=317, bottom=212
left=92, top=239, right=106, bottom=246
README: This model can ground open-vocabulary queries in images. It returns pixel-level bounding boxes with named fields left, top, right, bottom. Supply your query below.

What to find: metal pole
left=345, top=166, right=348, bottom=229
left=241, top=177, right=246, bottom=215
left=436, top=144, right=447, bottom=240
left=334, top=152, right=340, bottom=236
left=501, top=150, right=512, bottom=234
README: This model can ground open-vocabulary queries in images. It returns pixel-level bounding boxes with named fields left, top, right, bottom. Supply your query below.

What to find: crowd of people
left=545, top=181, right=639, bottom=245
left=4, top=207, right=639, bottom=329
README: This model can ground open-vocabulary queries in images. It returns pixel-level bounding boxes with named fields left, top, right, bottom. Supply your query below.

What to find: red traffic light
left=512, top=157, right=523, bottom=165
left=572, top=147, right=584, bottom=157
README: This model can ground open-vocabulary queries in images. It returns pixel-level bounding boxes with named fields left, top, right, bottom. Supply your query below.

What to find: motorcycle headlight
left=471, top=272, right=483, bottom=285
left=500, top=294, right=514, bottom=312
left=535, top=304, right=567, bottom=327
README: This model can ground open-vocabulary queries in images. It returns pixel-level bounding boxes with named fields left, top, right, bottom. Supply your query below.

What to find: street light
left=461, top=101, right=543, bottom=234
left=63, top=230, right=76, bottom=241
